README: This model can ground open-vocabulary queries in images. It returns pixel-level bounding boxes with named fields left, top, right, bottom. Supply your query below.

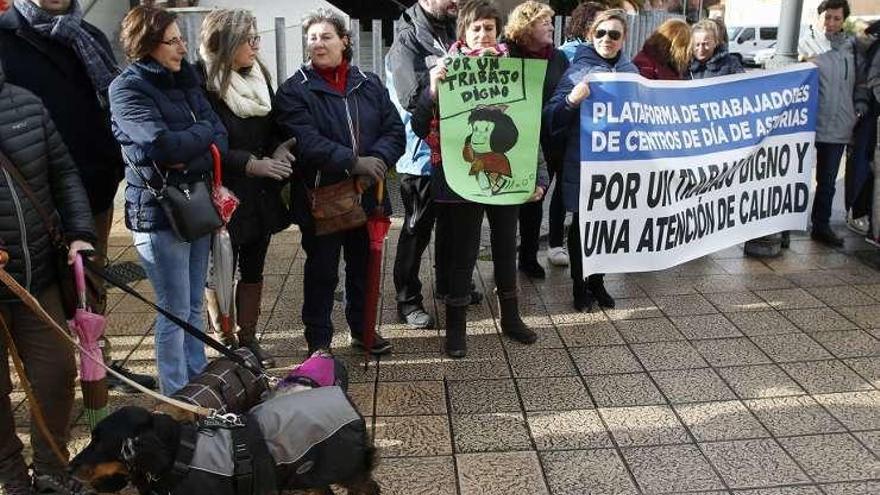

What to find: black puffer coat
left=688, top=47, right=745, bottom=79
left=0, top=64, right=96, bottom=301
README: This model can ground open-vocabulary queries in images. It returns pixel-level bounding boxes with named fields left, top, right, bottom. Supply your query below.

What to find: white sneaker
left=547, top=246, right=570, bottom=267
left=847, top=211, right=870, bottom=236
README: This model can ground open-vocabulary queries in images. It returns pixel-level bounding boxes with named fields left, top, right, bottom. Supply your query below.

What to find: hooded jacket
left=0, top=63, right=96, bottom=301
left=109, top=58, right=229, bottom=232
left=543, top=44, right=638, bottom=212
left=687, top=46, right=745, bottom=79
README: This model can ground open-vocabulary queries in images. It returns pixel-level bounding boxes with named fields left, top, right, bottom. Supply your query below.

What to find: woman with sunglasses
left=198, top=9, right=296, bottom=368
left=110, top=5, right=228, bottom=394
left=543, top=9, right=637, bottom=312
left=412, top=0, right=547, bottom=358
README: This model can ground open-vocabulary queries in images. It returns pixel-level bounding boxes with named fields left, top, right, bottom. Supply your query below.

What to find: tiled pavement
left=9, top=214, right=880, bottom=494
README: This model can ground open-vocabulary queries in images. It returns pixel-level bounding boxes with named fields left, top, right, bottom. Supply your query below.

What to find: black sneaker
left=33, top=472, right=94, bottom=495
left=518, top=259, right=546, bottom=279
left=107, top=362, right=157, bottom=392
left=350, top=333, right=393, bottom=355
left=811, top=227, right=844, bottom=247
left=398, top=307, right=435, bottom=329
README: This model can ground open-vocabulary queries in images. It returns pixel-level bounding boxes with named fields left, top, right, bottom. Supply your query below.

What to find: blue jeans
left=133, top=229, right=210, bottom=394
left=811, top=142, right=846, bottom=230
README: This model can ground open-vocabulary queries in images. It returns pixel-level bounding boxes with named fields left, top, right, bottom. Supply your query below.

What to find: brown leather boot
left=206, top=287, right=236, bottom=347
left=236, top=282, right=275, bottom=368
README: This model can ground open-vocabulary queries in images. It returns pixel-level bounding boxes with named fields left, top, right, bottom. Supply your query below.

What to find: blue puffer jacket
left=275, top=64, right=405, bottom=228
left=543, top=44, right=638, bottom=212
left=687, top=46, right=745, bottom=79
left=109, top=58, right=228, bottom=232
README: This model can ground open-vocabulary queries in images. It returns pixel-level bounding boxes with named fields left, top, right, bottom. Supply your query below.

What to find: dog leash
left=0, top=313, right=68, bottom=466
left=0, top=264, right=213, bottom=419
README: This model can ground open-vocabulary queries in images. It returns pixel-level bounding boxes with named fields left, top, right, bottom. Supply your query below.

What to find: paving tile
left=781, top=307, right=858, bottom=332
left=457, top=451, right=549, bottom=495
left=675, top=400, right=769, bottom=441
left=716, top=364, right=806, bottom=399
left=443, top=354, right=512, bottom=380
left=452, top=413, right=532, bottom=453
left=693, top=338, right=772, bottom=367
left=751, top=334, right=834, bottom=363
left=853, top=430, right=880, bottom=456
left=604, top=297, right=664, bottom=320
left=375, top=456, right=457, bottom=495
left=716, top=258, right=775, bottom=275
left=614, top=317, right=685, bottom=343
left=570, top=345, right=643, bottom=375
left=821, top=481, right=880, bottom=494
left=374, top=415, right=452, bottom=457
left=651, top=368, right=737, bottom=403
left=779, top=434, right=880, bottom=482
left=741, top=274, right=798, bottom=291
left=516, top=377, right=594, bottom=411
left=854, top=283, right=880, bottom=301
left=348, top=382, right=375, bottom=415
left=555, top=321, right=624, bottom=347
left=623, top=444, right=724, bottom=493
left=843, top=357, right=880, bottom=387
left=814, top=392, right=880, bottom=431
left=638, top=278, right=700, bottom=297
left=447, top=379, right=520, bottom=414
left=694, top=274, right=750, bottom=293
left=377, top=353, right=445, bottom=381
left=376, top=381, right=447, bottom=416
left=600, top=406, right=690, bottom=446
left=540, top=449, right=639, bottom=495
left=527, top=409, right=612, bottom=450
left=744, top=396, right=846, bottom=436
left=630, top=341, right=709, bottom=370
left=835, top=305, right=880, bottom=329
left=584, top=373, right=665, bottom=407
left=809, top=331, right=880, bottom=359
left=780, top=361, right=873, bottom=394
left=727, top=311, right=801, bottom=336
left=672, top=314, right=743, bottom=340
left=701, top=438, right=811, bottom=488
left=507, top=348, right=576, bottom=378
left=756, top=288, right=826, bottom=310
left=653, top=293, right=719, bottom=317
left=806, top=286, right=877, bottom=307
left=732, top=487, right=822, bottom=495
left=786, top=270, right=848, bottom=288
left=704, top=291, right=773, bottom=313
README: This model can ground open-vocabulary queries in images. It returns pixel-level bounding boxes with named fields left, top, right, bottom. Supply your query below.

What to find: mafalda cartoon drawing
left=462, top=104, right=519, bottom=194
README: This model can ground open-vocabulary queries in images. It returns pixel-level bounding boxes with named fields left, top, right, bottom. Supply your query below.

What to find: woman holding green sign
left=412, top=0, right=548, bottom=358
left=543, top=9, right=638, bottom=312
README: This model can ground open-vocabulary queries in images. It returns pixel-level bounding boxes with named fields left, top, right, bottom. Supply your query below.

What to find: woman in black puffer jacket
left=688, top=19, right=744, bottom=79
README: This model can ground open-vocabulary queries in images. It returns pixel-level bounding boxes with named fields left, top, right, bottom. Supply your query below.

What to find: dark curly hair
left=302, top=8, right=354, bottom=62
left=565, top=2, right=605, bottom=41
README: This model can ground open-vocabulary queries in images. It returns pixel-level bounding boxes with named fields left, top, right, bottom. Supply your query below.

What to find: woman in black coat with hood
left=688, top=19, right=744, bottom=79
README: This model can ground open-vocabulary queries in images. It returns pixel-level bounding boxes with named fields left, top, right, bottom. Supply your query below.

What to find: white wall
left=724, top=0, right=821, bottom=28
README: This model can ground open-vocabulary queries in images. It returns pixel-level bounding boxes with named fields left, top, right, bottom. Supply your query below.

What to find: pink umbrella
left=67, top=253, right=108, bottom=430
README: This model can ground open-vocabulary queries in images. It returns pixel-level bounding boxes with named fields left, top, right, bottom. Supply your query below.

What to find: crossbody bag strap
left=0, top=150, right=64, bottom=246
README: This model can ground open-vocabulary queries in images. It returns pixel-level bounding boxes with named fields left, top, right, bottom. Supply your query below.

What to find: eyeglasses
left=594, top=29, right=622, bottom=41
left=246, top=35, right=261, bottom=48
left=160, top=37, right=186, bottom=47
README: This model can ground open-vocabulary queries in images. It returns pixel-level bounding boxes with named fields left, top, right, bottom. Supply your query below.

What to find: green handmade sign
left=439, top=56, right=547, bottom=204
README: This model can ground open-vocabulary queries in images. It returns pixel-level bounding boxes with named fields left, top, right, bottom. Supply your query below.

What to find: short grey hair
left=691, top=19, right=720, bottom=43
left=302, top=8, right=353, bottom=62
left=199, top=9, right=270, bottom=97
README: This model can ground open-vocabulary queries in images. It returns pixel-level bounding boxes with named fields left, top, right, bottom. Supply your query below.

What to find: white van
left=727, top=26, right=779, bottom=66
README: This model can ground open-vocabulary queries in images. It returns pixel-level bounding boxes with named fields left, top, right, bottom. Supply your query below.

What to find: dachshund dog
left=70, top=393, right=379, bottom=495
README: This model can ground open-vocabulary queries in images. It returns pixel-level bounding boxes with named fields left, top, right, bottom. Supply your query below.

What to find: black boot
left=572, top=279, right=595, bottom=312
left=587, top=274, right=615, bottom=308
left=0, top=457, right=33, bottom=495
left=236, top=282, right=275, bottom=369
left=445, top=304, right=468, bottom=358
left=497, top=291, right=537, bottom=344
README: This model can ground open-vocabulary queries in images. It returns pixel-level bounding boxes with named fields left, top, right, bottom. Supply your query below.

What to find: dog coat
left=171, top=347, right=270, bottom=414
left=169, top=386, right=369, bottom=494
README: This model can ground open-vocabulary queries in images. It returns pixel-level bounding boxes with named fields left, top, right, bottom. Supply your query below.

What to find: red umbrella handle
left=73, top=253, right=86, bottom=309
left=210, top=144, right=222, bottom=187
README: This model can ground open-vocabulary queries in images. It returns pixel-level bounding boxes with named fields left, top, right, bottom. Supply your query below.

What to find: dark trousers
left=812, top=142, right=847, bottom=229
left=234, top=235, right=271, bottom=284
left=0, top=284, right=75, bottom=482
left=393, top=174, right=441, bottom=315
left=518, top=172, right=567, bottom=259
left=300, top=225, right=369, bottom=349
left=439, top=203, right=518, bottom=306
left=548, top=173, right=566, bottom=248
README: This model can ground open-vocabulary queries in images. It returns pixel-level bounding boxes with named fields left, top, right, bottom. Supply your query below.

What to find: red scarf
left=314, top=59, right=349, bottom=93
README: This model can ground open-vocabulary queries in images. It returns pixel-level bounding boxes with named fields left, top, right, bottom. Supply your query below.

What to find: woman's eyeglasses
left=160, top=37, right=186, bottom=47
left=246, top=35, right=261, bottom=48
left=594, top=29, right=622, bottom=41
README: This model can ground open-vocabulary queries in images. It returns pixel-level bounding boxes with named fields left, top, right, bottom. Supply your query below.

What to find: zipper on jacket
left=2, top=169, right=32, bottom=291
left=342, top=97, right=359, bottom=165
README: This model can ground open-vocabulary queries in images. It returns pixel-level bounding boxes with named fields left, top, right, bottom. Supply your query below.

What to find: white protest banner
left=578, top=64, right=818, bottom=273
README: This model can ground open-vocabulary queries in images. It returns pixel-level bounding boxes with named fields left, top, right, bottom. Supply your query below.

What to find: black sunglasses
left=595, top=29, right=622, bottom=41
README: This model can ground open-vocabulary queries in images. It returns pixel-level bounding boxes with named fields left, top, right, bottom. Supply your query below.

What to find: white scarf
left=221, top=65, right=272, bottom=118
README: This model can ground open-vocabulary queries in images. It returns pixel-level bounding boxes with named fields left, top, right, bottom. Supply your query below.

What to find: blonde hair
left=642, top=18, right=691, bottom=74
left=691, top=19, right=720, bottom=44
left=503, top=1, right=555, bottom=46
left=199, top=9, right=271, bottom=97
left=589, top=9, right=629, bottom=39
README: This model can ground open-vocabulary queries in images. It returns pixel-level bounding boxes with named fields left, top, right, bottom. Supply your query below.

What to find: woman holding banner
left=504, top=1, right=571, bottom=276
left=413, top=0, right=548, bottom=358
left=543, top=9, right=638, bottom=312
